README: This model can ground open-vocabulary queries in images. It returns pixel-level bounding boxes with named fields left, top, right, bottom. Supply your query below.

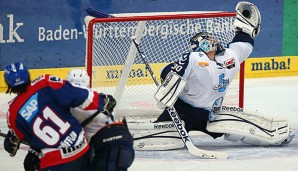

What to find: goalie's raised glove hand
left=4, top=130, right=21, bottom=157
left=234, top=1, right=261, bottom=38
left=24, top=148, right=40, bottom=171
left=101, top=94, right=116, bottom=115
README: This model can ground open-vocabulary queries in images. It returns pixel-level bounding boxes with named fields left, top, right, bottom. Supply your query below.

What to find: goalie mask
left=190, top=32, right=224, bottom=55
left=66, top=69, right=90, bottom=88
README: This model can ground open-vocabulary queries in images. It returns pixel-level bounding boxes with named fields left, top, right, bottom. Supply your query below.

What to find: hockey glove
left=91, top=122, right=134, bottom=171
left=4, top=130, right=21, bottom=157
left=102, top=94, right=116, bottom=116
left=234, top=1, right=261, bottom=38
left=24, top=148, right=40, bottom=171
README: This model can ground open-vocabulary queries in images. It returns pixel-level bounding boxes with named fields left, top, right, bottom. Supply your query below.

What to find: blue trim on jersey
left=161, top=53, right=191, bottom=80
left=230, top=32, right=254, bottom=47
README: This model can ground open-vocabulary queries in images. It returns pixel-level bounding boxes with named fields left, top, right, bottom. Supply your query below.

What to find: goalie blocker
left=155, top=72, right=186, bottom=108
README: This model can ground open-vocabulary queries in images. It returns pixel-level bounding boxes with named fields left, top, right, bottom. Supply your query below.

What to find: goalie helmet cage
left=85, top=12, right=245, bottom=121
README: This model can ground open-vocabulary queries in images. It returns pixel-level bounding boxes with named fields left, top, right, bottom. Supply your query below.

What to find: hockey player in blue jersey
left=155, top=1, right=294, bottom=146
left=2, top=62, right=120, bottom=171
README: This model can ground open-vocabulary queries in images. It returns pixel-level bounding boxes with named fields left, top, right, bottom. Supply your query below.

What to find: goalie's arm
left=229, top=1, right=261, bottom=63
left=229, top=32, right=254, bottom=64
left=155, top=53, right=191, bottom=107
left=160, top=53, right=191, bottom=82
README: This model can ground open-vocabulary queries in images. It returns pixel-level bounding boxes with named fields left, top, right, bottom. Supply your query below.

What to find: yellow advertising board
left=0, top=56, right=297, bottom=92
left=91, top=63, right=168, bottom=87
left=245, top=56, right=298, bottom=78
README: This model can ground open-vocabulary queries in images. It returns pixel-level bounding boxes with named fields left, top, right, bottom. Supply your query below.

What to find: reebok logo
left=221, top=106, right=244, bottom=112
left=154, top=123, right=174, bottom=129
left=167, top=107, right=190, bottom=142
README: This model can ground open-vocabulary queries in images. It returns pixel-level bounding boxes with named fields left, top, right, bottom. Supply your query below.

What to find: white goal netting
left=85, top=12, right=243, bottom=122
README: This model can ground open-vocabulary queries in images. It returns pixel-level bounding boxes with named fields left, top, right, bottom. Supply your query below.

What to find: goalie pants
left=155, top=98, right=223, bottom=139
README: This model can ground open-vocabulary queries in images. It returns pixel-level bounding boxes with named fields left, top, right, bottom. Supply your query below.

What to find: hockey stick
left=81, top=110, right=102, bottom=127
left=85, top=8, right=114, bottom=18
left=132, top=38, right=229, bottom=159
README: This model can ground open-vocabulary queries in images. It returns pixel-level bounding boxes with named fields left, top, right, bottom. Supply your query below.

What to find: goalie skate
left=281, top=131, right=295, bottom=145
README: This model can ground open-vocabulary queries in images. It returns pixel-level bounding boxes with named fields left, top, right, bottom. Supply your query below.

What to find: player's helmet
left=190, top=32, right=224, bottom=54
left=66, top=69, right=90, bottom=88
left=4, top=62, right=30, bottom=88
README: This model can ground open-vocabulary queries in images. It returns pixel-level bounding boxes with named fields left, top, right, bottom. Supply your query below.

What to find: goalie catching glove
left=234, top=1, right=261, bottom=38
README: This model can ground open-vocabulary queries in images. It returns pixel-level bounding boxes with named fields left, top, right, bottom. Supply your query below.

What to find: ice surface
left=0, top=76, right=297, bottom=171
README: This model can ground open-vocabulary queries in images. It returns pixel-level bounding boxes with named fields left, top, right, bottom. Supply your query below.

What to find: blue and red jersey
left=6, top=74, right=105, bottom=150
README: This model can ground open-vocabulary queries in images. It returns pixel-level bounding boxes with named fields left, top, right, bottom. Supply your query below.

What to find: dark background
left=1, top=0, right=295, bottom=70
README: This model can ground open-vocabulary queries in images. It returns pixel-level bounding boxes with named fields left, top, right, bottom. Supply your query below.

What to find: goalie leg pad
left=90, top=123, right=134, bottom=171
left=207, top=111, right=293, bottom=146
left=128, top=121, right=185, bottom=151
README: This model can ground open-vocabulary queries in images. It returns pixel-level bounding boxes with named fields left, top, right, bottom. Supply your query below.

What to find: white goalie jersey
left=70, top=108, right=114, bottom=142
left=169, top=41, right=252, bottom=120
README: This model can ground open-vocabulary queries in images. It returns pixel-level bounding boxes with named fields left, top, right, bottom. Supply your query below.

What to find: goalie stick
left=132, top=38, right=229, bottom=159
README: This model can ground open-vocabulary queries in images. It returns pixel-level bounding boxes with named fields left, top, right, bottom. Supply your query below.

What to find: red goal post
left=85, top=12, right=244, bottom=121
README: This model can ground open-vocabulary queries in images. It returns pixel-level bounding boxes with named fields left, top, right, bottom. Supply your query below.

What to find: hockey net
left=85, top=12, right=244, bottom=122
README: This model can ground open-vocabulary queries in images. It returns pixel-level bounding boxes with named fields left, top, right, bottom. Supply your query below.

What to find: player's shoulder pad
left=190, top=51, right=211, bottom=64
left=190, top=51, right=208, bottom=58
left=31, top=74, right=65, bottom=89
left=31, top=74, right=46, bottom=85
